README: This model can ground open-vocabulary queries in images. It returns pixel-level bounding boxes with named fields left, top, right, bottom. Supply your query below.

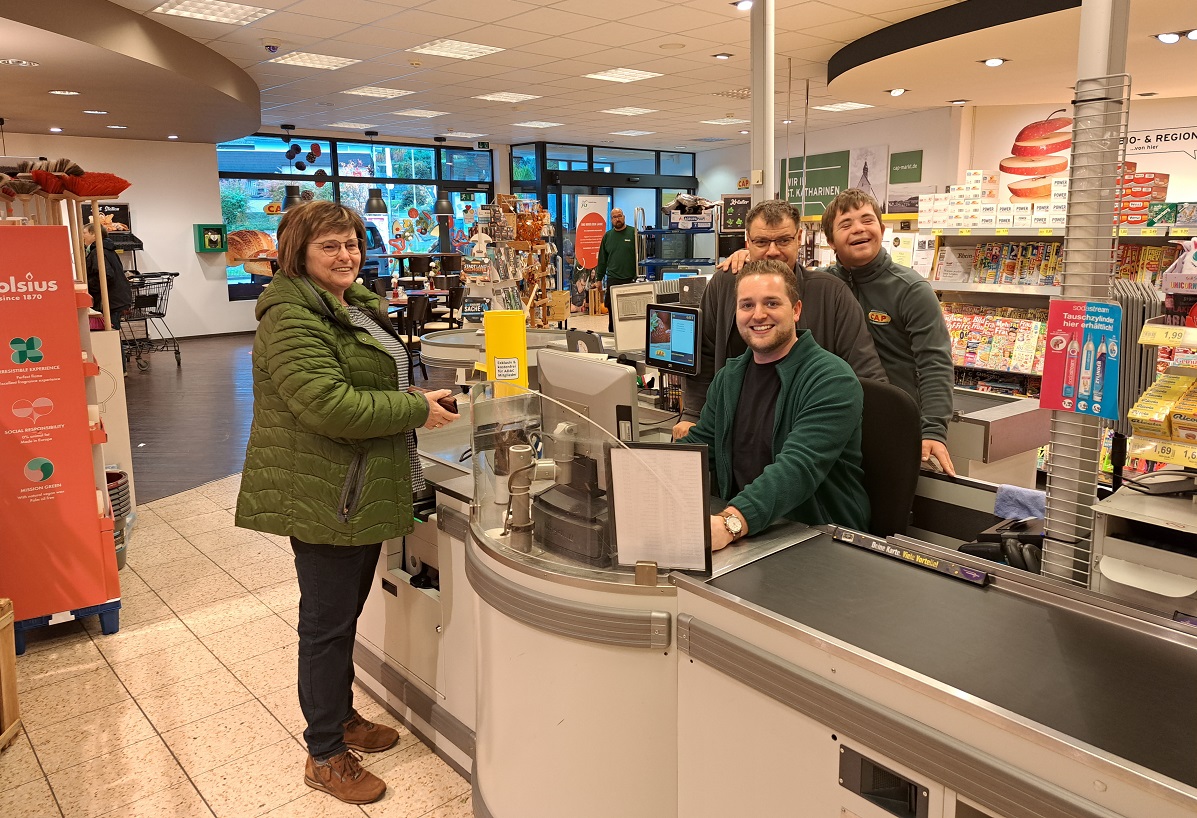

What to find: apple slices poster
left=1000, top=109, right=1072, bottom=204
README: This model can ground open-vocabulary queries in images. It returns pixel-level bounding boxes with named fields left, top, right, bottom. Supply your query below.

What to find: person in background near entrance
left=235, top=200, right=460, bottom=805
left=677, top=259, right=869, bottom=550
left=673, top=200, right=885, bottom=440
left=820, top=189, right=956, bottom=476
left=597, top=207, right=638, bottom=331
left=82, top=222, right=132, bottom=331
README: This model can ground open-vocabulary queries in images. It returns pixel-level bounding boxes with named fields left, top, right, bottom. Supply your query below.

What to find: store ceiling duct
left=364, top=188, right=388, bottom=214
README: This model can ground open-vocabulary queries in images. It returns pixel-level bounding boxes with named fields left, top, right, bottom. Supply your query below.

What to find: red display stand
left=0, top=225, right=120, bottom=652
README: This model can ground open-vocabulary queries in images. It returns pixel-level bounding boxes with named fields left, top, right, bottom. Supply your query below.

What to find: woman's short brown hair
left=275, top=199, right=366, bottom=279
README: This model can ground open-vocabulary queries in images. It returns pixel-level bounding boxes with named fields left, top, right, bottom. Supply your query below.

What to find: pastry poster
left=1040, top=299, right=1122, bottom=420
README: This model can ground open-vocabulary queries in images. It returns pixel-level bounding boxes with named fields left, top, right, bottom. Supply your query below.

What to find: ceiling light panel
left=473, top=92, right=540, bottom=102
left=610, top=130, right=655, bottom=136
left=811, top=102, right=873, bottom=112
left=601, top=107, right=658, bottom=116
left=700, top=117, right=750, bottom=125
left=584, top=68, right=663, bottom=83
left=392, top=109, right=447, bottom=118
left=342, top=86, right=415, bottom=98
left=442, top=132, right=487, bottom=139
left=48, top=90, right=80, bottom=95
left=513, top=121, right=563, bottom=128
left=409, top=40, right=504, bottom=60
left=269, top=52, right=360, bottom=70
left=324, top=121, right=377, bottom=129
left=152, top=0, right=272, bottom=25
left=83, top=110, right=108, bottom=115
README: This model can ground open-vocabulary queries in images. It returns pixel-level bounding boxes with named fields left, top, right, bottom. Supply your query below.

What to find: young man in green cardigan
left=677, top=259, right=869, bottom=550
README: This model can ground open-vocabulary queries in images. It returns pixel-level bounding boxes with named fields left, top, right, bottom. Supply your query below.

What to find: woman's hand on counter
left=422, top=389, right=460, bottom=430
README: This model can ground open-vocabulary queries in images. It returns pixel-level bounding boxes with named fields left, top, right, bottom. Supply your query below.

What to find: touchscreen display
left=646, top=304, right=700, bottom=376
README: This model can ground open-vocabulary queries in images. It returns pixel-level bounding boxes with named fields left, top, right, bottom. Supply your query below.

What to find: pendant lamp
left=365, top=188, right=388, bottom=213
left=282, top=185, right=303, bottom=210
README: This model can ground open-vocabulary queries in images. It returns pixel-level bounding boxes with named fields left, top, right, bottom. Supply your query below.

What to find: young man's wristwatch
left=722, top=512, right=743, bottom=540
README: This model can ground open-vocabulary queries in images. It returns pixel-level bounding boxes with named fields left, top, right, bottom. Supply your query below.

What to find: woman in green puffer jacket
left=235, top=200, right=460, bottom=805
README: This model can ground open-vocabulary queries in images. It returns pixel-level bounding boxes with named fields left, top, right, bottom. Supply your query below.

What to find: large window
left=660, top=152, right=694, bottom=175
left=512, top=145, right=537, bottom=182
left=546, top=143, right=588, bottom=171
left=593, top=148, right=655, bottom=174
left=217, top=133, right=493, bottom=300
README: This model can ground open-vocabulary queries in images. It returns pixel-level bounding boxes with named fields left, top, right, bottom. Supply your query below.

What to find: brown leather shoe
left=304, top=750, right=386, bottom=804
left=342, top=710, right=400, bottom=753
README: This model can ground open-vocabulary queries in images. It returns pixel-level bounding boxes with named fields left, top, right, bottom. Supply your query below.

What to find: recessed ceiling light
left=739, top=129, right=749, bottom=134
left=782, top=119, right=793, bottom=124
left=408, top=39, right=504, bottom=60
left=948, top=99, right=970, bottom=105
left=1155, top=32, right=1181, bottom=44
left=83, top=110, right=108, bottom=115
left=982, top=58, right=1007, bottom=67
left=343, top=86, right=413, bottom=98
left=270, top=52, right=359, bottom=70
left=1137, top=92, right=1158, bottom=97
left=732, top=0, right=752, bottom=9
left=888, top=88, right=906, bottom=97
left=601, top=107, right=657, bottom=116
left=392, top=109, right=447, bottom=118
left=701, top=117, right=750, bottom=125
left=167, top=135, right=179, bottom=139
left=713, top=53, right=732, bottom=60
left=441, top=132, right=487, bottom=139
left=0, top=59, right=39, bottom=67
left=49, top=127, right=63, bottom=133
left=324, top=121, right=377, bottom=129
left=473, top=92, right=540, bottom=103
left=152, top=1, right=272, bottom=25
left=659, top=43, right=686, bottom=51
left=513, top=121, right=563, bottom=128
left=610, top=130, right=655, bottom=136
left=106, top=125, right=128, bottom=129
left=812, top=101, right=873, bottom=112
left=584, top=68, right=662, bottom=83
left=49, top=90, right=80, bottom=96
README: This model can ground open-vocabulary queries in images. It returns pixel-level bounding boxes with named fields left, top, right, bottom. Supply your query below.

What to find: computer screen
left=537, top=348, right=639, bottom=470
left=645, top=303, right=701, bottom=377
left=661, top=271, right=688, bottom=281
left=658, top=232, right=688, bottom=260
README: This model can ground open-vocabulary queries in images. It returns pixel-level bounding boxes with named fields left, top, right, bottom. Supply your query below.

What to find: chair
left=398, top=295, right=430, bottom=380
left=370, top=277, right=392, bottom=298
left=406, top=255, right=432, bottom=276
left=396, top=276, right=424, bottom=290
left=424, top=285, right=465, bottom=331
left=858, top=377, right=922, bottom=537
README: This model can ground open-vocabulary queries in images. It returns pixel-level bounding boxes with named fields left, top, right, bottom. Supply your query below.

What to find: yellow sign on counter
left=481, top=310, right=529, bottom=388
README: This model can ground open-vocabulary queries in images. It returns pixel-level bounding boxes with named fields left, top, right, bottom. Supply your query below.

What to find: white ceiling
left=3, top=0, right=958, bottom=149
left=2, top=1, right=1191, bottom=151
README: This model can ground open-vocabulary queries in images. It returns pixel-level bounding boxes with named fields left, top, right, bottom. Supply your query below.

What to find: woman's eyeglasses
left=310, top=240, right=362, bottom=256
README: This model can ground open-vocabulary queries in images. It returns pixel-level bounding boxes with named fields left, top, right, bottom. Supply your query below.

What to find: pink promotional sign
left=574, top=195, right=608, bottom=270
left=1041, top=299, right=1122, bottom=420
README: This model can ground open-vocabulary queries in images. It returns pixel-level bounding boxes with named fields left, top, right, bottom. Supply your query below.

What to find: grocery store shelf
left=935, top=281, right=1058, bottom=296
left=924, top=227, right=1062, bottom=238
left=1127, top=436, right=1197, bottom=468
left=955, top=363, right=1043, bottom=376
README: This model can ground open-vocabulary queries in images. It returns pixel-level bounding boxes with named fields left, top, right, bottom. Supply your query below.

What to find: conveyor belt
left=708, top=532, right=1197, bottom=788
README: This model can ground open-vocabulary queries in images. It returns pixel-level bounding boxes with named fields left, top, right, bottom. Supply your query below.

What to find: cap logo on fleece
left=867, top=310, right=891, bottom=325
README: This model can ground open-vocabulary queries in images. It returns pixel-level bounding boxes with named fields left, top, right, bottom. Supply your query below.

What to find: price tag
left=995, top=228, right=1009, bottom=236
left=1118, top=227, right=1130, bottom=236
left=1140, top=325, right=1192, bottom=345
left=1038, top=228, right=1054, bottom=236
left=930, top=228, right=943, bottom=235
left=1174, top=228, right=1192, bottom=237
left=958, top=228, right=972, bottom=236
left=1141, top=227, right=1160, bottom=236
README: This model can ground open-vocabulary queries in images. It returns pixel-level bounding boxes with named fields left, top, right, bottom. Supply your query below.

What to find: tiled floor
left=2, top=475, right=472, bottom=818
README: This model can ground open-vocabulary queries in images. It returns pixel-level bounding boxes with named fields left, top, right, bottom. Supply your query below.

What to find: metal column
left=749, top=0, right=775, bottom=205
left=1042, top=0, right=1130, bottom=586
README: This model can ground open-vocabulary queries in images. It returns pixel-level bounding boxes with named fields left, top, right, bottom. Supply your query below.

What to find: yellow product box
left=1155, top=374, right=1196, bottom=391
left=1170, top=400, right=1197, bottom=442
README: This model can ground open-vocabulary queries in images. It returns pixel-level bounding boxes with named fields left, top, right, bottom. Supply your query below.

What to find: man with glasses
left=674, top=199, right=884, bottom=439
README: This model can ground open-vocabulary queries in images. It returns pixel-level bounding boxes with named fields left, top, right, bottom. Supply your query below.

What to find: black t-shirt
left=727, top=321, right=748, bottom=360
left=731, top=358, right=781, bottom=496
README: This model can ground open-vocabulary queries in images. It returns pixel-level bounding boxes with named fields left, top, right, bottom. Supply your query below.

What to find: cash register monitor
left=609, top=281, right=655, bottom=353
left=646, top=303, right=701, bottom=377
left=537, top=348, right=639, bottom=464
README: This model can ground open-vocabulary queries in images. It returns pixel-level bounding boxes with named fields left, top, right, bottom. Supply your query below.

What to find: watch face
left=724, top=514, right=742, bottom=535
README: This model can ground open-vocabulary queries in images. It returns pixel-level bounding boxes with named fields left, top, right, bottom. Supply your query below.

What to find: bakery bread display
left=227, top=229, right=277, bottom=276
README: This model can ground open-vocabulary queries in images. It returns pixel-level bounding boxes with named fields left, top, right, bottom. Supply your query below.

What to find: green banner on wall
left=889, top=150, right=923, bottom=184
left=782, top=150, right=850, bottom=216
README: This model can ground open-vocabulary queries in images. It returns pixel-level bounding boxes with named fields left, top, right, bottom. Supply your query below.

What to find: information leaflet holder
left=607, top=442, right=712, bottom=578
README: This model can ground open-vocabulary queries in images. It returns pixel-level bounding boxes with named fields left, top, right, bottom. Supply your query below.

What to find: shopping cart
left=120, top=272, right=181, bottom=371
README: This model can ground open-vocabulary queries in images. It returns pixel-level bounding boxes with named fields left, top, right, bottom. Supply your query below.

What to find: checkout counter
left=351, top=343, right=1197, bottom=818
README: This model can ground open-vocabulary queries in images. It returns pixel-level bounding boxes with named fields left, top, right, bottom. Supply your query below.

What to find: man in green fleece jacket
left=678, top=259, right=869, bottom=550
left=597, top=207, right=637, bottom=331
left=821, top=189, right=956, bottom=476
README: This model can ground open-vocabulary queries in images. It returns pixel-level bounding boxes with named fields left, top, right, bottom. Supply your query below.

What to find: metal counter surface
left=705, top=532, right=1197, bottom=789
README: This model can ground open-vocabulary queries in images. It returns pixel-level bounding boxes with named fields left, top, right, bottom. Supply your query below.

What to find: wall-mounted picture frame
left=194, top=224, right=227, bottom=253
